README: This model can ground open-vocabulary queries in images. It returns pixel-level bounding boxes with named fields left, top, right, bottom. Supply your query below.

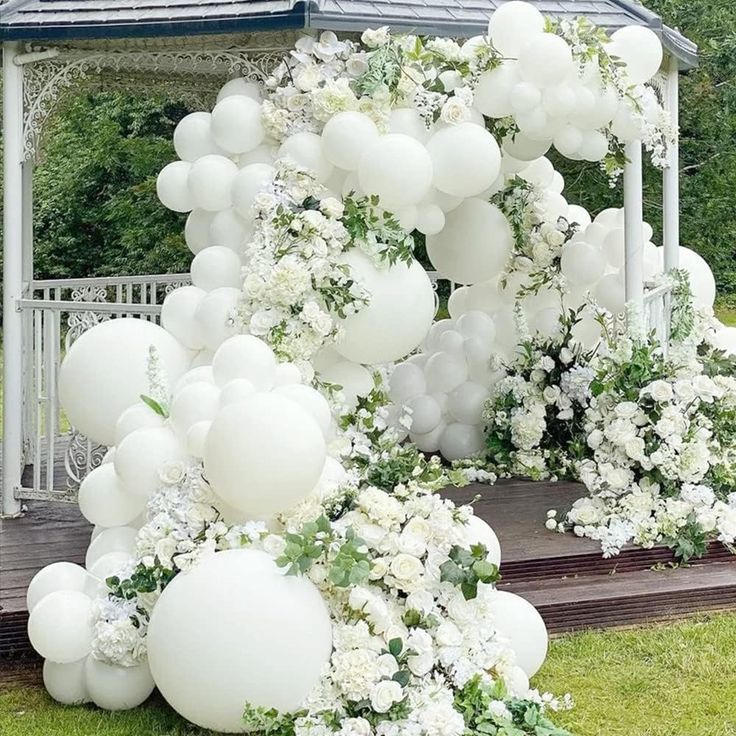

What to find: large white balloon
left=59, top=318, right=189, bottom=446
left=85, top=657, right=156, bottom=711
left=488, top=590, right=548, bottom=677
left=28, top=590, right=93, bottom=664
left=333, top=251, right=435, bottom=364
left=679, top=246, right=716, bottom=309
left=43, top=659, right=89, bottom=705
left=427, top=123, right=501, bottom=198
left=358, top=134, right=433, bottom=211
left=488, top=1, right=545, bottom=56
left=321, top=111, right=379, bottom=170
left=156, top=161, right=194, bottom=212
left=519, top=34, right=574, bottom=88
left=27, top=562, right=88, bottom=613
left=211, top=95, right=265, bottom=154
left=148, top=550, right=332, bottom=732
left=608, top=25, right=663, bottom=84
left=188, top=155, right=239, bottom=212
left=426, top=199, right=513, bottom=285
left=173, top=112, right=222, bottom=162
left=161, top=285, right=207, bottom=350
left=205, top=393, right=326, bottom=516
left=78, top=463, right=147, bottom=527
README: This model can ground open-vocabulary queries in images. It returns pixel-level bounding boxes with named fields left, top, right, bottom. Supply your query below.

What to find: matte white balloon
left=439, top=422, right=484, bottom=460
left=488, top=1, right=545, bottom=56
left=78, top=464, right=146, bottom=528
left=388, top=108, right=430, bottom=142
left=358, top=134, right=433, bottom=211
left=274, top=384, right=332, bottom=438
left=205, top=394, right=326, bottom=516
left=147, top=550, right=332, bottom=731
left=561, top=241, right=605, bottom=287
left=212, top=334, right=277, bottom=390
left=448, top=381, right=490, bottom=425
left=211, top=95, right=265, bottom=154
left=188, top=155, right=239, bottom=212
left=464, top=515, right=502, bottom=567
left=231, top=163, right=275, bottom=219
left=185, top=209, right=215, bottom=254
left=161, top=285, right=207, bottom=350
left=321, top=111, right=379, bottom=170
left=114, top=427, right=185, bottom=497
left=28, top=591, right=93, bottom=664
left=680, top=246, right=716, bottom=308
left=427, top=199, right=513, bottom=285
left=186, top=420, right=211, bottom=459
left=194, top=287, right=241, bottom=351
left=553, top=125, right=583, bottom=157
left=519, top=34, right=573, bottom=88
left=595, top=273, right=626, bottom=314
left=424, top=351, right=468, bottom=394
left=59, top=319, right=189, bottom=446
left=608, top=25, right=663, bottom=84
left=217, top=78, right=262, bottom=102
left=411, top=422, right=446, bottom=453
left=273, top=362, right=303, bottom=386
left=85, top=527, right=138, bottom=569
left=502, top=131, right=551, bottom=161
left=334, top=251, right=435, bottom=364
left=389, top=363, right=426, bottom=403
left=85, top=657, right=155, bottom=711
left=209, top=209, right=252, bottom=252
left=174, top=112, right=222, bottom=162
left=156, top=161, right=194, bottom=213
left=473, top=62, right=519, bottom=118
left=427, top=123, right=501, bottom=198
left=319, top=360, right=374, bottom=410
left=489, top=590, right=548, bottom=677
left=406, top=395, right=442, bottom=435
left=191, top=246, right=242, bottom=291
left=43, top=659, right=89, bottom=705
left=170, top=381, right=221, bottom=435
left=27, top=562, right=88, bottom=613
left=279, top=132, right=334, bottom=182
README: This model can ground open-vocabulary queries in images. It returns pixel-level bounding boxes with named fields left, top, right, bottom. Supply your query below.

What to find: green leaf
left=388, top=638, right=403, bottom=657
left=139, top=393, right=168, bottom=417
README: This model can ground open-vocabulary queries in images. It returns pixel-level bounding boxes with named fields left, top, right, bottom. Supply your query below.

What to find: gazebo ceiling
left=0, top=0, right=697, bottom=68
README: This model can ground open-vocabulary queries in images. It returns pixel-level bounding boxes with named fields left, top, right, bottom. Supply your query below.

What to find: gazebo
left=1, top=0, right=698, bottom=518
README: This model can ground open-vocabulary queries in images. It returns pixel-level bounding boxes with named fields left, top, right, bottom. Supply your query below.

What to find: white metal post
left=623, top=140, right=645, bottom=309
left=663, top=54, right=680, bottom=271
left=3, top=42, right=25, bottom=516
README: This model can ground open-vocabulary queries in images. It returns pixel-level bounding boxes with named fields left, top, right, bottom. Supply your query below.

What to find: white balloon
left=679, top=247, right=716, bottom=308
left=473, top=62, right=519, bottom=118
left=561, top=241, right=605, bottom=287
left=239, top=142, right=276, bottom=166
left=502, top=131, right=551, bottom=161
left=319, top=360, right=374, bottom=410
left=611, top=103, right=645, bottom=142
left=209, top=209, right=252, bottom=252
left=188, top=154, right=239, bottom=212
left=447, top=287, right=470, bottom=320
left=542, top=84, right=577, bottom=118
left=279, top=132, right=334, bottom=182
left=217, top=78, right=262, bottom=102
left=608, top=25, right=663, bottom=84
left=439, top=422, right=484, bottom=460
left=321, top=111, right=379, bottom=170
left=466, top=280, right=503, bottom=314
left=464, top=515, right=502, bottom=567
left=457, top=310, right=497, bottom=343
left=85, top=527, right=138, bottom=569
left=27, top=562, right=88, bottom=613
left=273, top=362, right=303, bottom=386
left=518, top=157, right=554, bottom=189
left=416, top=204, right=446, bottom=236
left=205, top=394, right=326, bottom=516
left=510, top=81, right=542, bottom=113
left=488, top=1, right=545, bottom=56
left=28, top=590, right=93, bottom=664
left=334, top=251, right=435, bottom=364
left=488, top=590, right=548, bottom=677
left=406, top=395, right=442, bottom=435
left=231, top=163, right=275, bottom=219
left=78, top=463, right=146, bottom=528
left=170, top=381, right=221, bottom=435
left=212, top=334, right=277, bottom=390
left=411, top=422, right=446, bottom=453
left=58, top=319, right=189, bottom=446
left=595, top=273, right=626, bottom=314
left=438, top=329, right=465, bottom=355
left=148, top=550, right=332, bottom=731
left=194, top=287, right=241, bottom=351
left=186, top=420, right=211, bottom=459
left=161, top=285, right=207, bottom=350
left=43, top=659, right=89, bottom=705
left=554, top=125, right=583, bottom=157
left=519, top=33, right=573, bottom=88
left=424, top=351, right=468, bottom=394
left=448, top=381, right=490, bottom=425
left=427, top=199, right=513, bottom=285
left=191, top=246, right=242, bottom=291
left=173, top=112, right=222, bottom=162
left=85, top=657, right=155, bottom=711
left=274, top=384, right=332, bottom=438
left=427, top=123, right=501, bottom=198
left=184, top=209, right=215, bottom=254
left=389, top=363, right=426, bottom=403
left=87, top=552, right=135, bottom=591
left=602, top=228, right=625, bottom=268
left=579, top=130, right=609, bottom=162
left=114, top=427, right=185, bottom=498
left=156, top=161, right=194, bottom=213
left=211, top=95, right=265, bottom=154
left=388, top=108, right=430, bottom=142
left=567, top=205, right=591, bottom=229
left=358, top=134, right=433, bottom=211
left=175, top=365, right=215, bottom=392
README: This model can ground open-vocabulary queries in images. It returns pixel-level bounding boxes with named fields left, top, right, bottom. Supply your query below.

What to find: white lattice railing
left=643, top=280, right=674, bottom=351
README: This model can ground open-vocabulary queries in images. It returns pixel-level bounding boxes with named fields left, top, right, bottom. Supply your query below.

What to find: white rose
left=369, top=679, right=404, bottom=713
left=398, top=529, right=426, bottom=557
left=339, top=718, right=372, bottom=736
left=587, top=429, right=604, bottom=449
left=440, top=98, right=471, bottom=125
left=407, top=652, right=434, bottom=676
left=320, top=196, right=345, bottom=219
left=405, top=589, right=435, bottom=615
left=154, top=537, right=177, bottom=566
left=370, top=557, right=390, bottom=580
left=614, top=401, right=639, bottom=420
left=376, top=653, right=399, bottom=678
left=361, top=26, right=391, bottom=48
left=389, top=553, right=424, bottom=581
left=158, top=461, right=185, bottom=486
left=645, top=380, right=673, bottom=403
left=435, top=621, right=463, bottom=647
left=295, top=64, right=322, bottom=91
left=263, top=534, right=287, bottom=558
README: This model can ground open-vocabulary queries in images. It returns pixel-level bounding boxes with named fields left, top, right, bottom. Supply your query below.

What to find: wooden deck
left=3, top=477, right=736, bottom=686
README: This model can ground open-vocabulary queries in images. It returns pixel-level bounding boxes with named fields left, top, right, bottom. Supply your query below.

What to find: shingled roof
left=0, top=0, right=697, bottom=68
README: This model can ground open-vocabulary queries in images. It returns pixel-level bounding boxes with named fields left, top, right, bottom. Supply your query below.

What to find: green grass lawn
left=2, top=613, right=736, bottom=736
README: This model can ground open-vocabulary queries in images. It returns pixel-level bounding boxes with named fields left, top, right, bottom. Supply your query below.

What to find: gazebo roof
left=0, top=0, right=697, bottom=69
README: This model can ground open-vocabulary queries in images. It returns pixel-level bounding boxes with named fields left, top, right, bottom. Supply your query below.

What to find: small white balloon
left=188, top=154, right=239, bottom=212
left=608, top=25, right=663, bottom=84
left=173, top=112, right=222, bottom=162
left=78, top=464, right=146, bottom=528
left=389, top=363, right=427, bottom=403
left=554, top=125, right=583, bottom=157
left=416, top=204, right=446, bottom=236
left=424, top=351, right=468, bottom=394
left=186, top=420, right=211, bottom=459
left=85, top=657, right=155, bottom=711
left=406, top=395, right=442, bottom=435
left=156, top=161, right=194, bottom=213
left=439, top=422, right=485, bottom=461
left=217, top=78, right=262, bottom=102
left=161, top=285, right=207, bottom=350
left=473, top=62, right=519, bottom=118
left=209, top=209, right=252, bottom=252
left=43, top=659, right=89, bottom=705
left=488, top=1, right=545, bottom=56
left=389, top=108, right=430, bottom=142
left=85, top=527, right=138, bottom=569
left=185, top=209, right=215, bottom=254
left=447, top=287, right=470, bottom=320
left=319, top=360, right=374, bottom=410
left=170, top=381, right=221, bottom=435
left=212, top=334, right=277, bottom=390
left=28, top=591, right=93, bottom=664
left=502, top=131, right=551, bottom=161
left=231, top=163, right=275, bottom=219
left=211, top=95, right=265, bottom=154
left=679, top=247, right=716, bottom=308
left=321, top=111, right=379, bottom=170
left=447, top=381, right=490, bottom=425
left=561, top=241, right=605, bottom=287
left=194, top=287, right=241, bottom=352
left=279, top=132, right=334, bottom=182
left=519, top=33, right=573, bottom=88
left=595, top=273, right=626, bottom=314
left=27, top=562, right=88, bottom=614
left=191, top=246, right=242, bottom=291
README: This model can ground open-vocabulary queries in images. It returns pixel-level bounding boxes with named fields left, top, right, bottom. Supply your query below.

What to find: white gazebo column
left=663, top=54, right=680, bottom=270
left=623, top=140, right=645, bottom=309
left=3, top=42, right=25, bottom=516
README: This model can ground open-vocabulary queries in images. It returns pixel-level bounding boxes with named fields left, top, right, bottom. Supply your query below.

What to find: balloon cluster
left=477, top=2, right=664, bottom=162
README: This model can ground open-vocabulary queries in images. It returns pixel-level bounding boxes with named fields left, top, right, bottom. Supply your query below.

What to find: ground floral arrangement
left=23, top=4, right=736, bottom=736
